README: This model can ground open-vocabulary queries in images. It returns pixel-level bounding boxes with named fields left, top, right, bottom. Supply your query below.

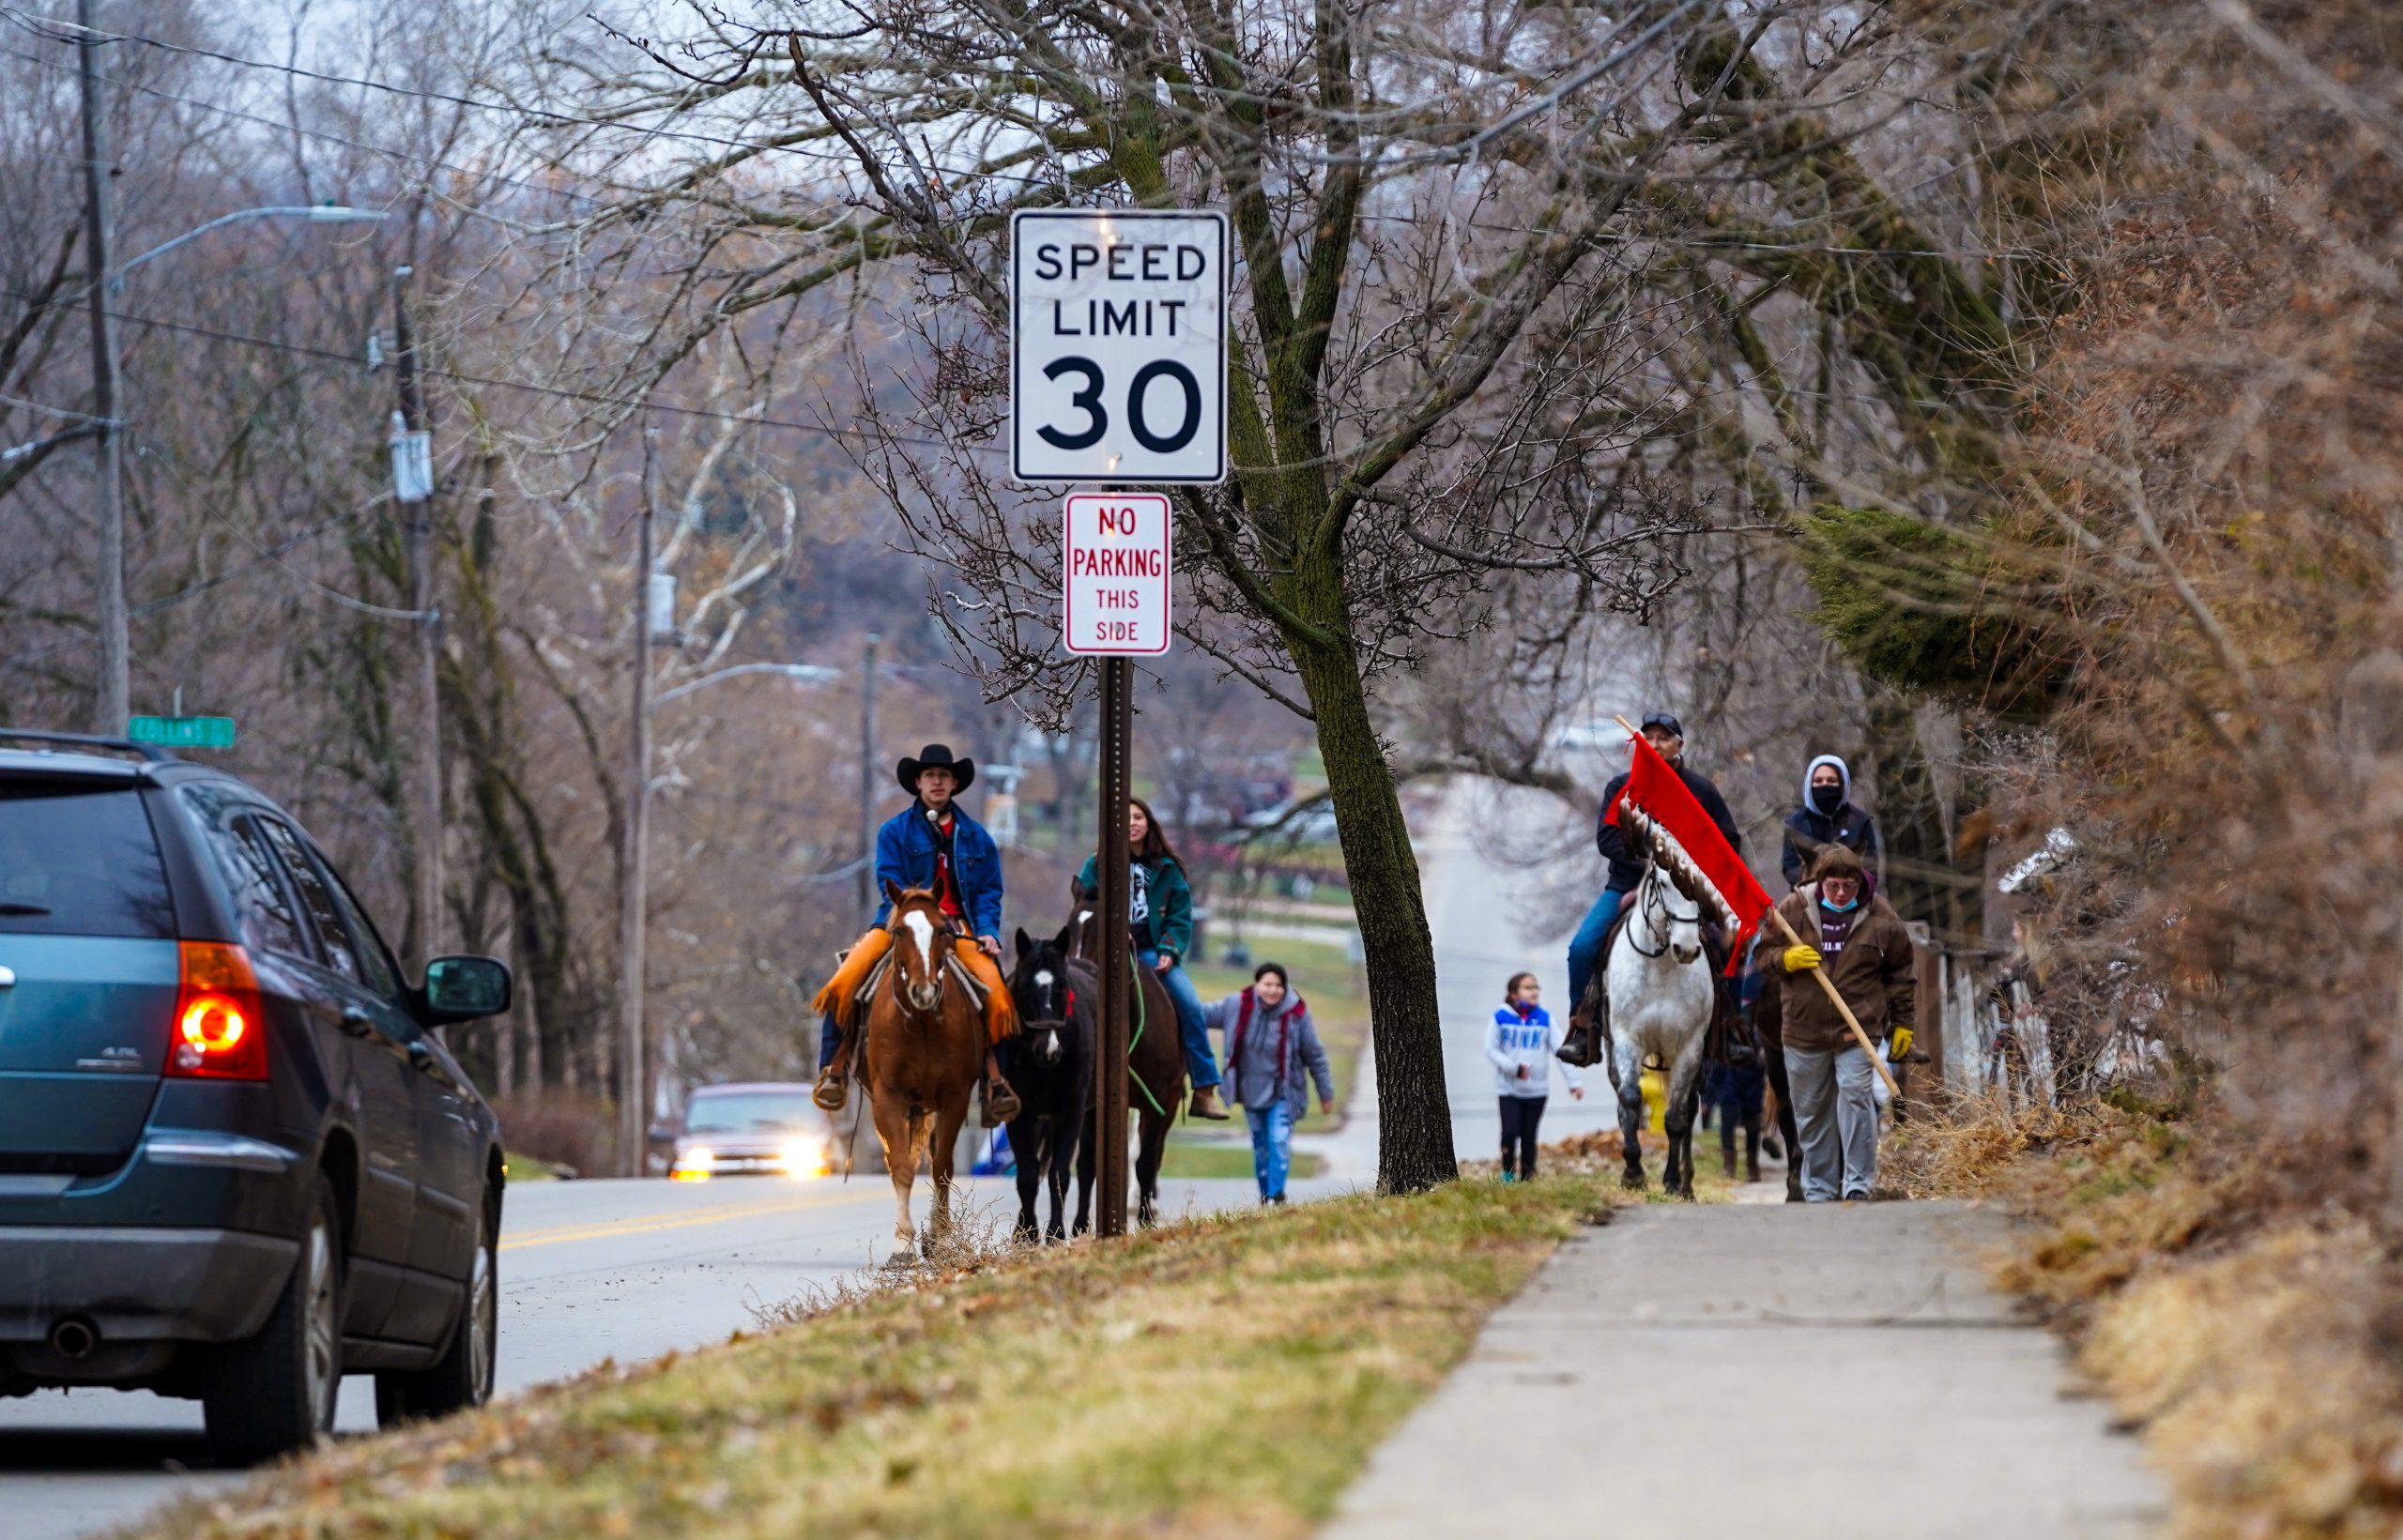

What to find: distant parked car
left=0, top=730, right=513, bottom=1465
left=1242, top=797, right=1339, bottom=845
left=665, top=1082, right=845, bottom=1179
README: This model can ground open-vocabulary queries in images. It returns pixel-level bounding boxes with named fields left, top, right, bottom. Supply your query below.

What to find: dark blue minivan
left=0, top=731, right=511, bottom=1464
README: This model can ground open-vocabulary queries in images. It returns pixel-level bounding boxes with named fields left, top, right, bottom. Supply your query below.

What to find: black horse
left=1003, top=929, right=1096, bottom=1243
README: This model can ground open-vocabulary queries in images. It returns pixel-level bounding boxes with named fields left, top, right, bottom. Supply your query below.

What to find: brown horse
left=1064, top=895, right=1186, bottom=1229
left=860, top=881, right=1003, bottom=1253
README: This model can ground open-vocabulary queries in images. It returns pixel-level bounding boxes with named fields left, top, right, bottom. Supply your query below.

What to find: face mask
left=1820, top=892, right=1860, bottom=913
left=1811, top=783, right=1844, bottom=815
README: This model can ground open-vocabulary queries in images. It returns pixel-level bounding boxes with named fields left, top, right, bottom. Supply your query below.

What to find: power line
left=0, top=38, right=601, bottom=212
left=0, top=281, right=997, bottom=458
left=3, top=7, right=876, bottom=175
left=0, top=29, right=2027, bottom=264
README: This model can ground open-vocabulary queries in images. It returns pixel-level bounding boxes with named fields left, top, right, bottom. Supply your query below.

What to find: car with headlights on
left=666, top=1082, right=844, bottom=1180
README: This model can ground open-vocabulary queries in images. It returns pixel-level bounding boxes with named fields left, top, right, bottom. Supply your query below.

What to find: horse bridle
left=886, top=901, right=966, bottom=1023
left=1624, top=863, right=1702, bottom=960
left=1017, top=961, right=1074, bottom=1036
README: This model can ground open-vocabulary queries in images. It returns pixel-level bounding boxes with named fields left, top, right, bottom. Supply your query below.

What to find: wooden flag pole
left=1610, top=717, right=1901, bottom=1098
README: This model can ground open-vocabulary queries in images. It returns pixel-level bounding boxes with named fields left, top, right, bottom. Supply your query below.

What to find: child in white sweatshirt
left=1486, top=972, right=1583, bottom=1181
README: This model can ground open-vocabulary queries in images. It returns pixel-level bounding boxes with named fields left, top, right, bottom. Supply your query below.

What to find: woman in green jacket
left=1077, top=798, right=1230, bottom=1121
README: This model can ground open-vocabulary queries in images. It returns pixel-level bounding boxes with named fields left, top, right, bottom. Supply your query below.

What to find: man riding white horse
left=1559, top=712, right=1742, bottom=1066
left=812, top=743, right=1020, bottom=1121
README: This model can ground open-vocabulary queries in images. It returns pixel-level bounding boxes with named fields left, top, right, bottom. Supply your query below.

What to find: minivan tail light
left=168, top=942, right=268, bottom=1080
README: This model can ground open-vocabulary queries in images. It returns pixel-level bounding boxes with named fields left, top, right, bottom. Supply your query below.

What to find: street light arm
left=117, top=206, right=388, bottom=279
left=650, top=662, right=840, bottom=707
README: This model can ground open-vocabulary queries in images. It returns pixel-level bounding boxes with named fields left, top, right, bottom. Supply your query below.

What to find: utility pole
left=76, top=0, right=127, bottom=734
left=617, top=429, right=657, bottom=1178
left=392, top=265, right=443, bottom=968
left=856, top=632, right=880, bottom=927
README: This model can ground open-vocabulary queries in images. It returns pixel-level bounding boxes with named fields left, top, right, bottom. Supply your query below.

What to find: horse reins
left=1624, top=866, right=1701, bottom=961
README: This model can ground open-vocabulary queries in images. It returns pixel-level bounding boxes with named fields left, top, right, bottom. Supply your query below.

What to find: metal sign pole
left=1094, top=656, right=1134, bottom=1238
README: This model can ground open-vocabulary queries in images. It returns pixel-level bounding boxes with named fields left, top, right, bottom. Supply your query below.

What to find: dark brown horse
left=1003, top=929, right=1096, bottom=1243
left=861, top=882, right=1001, bottom=1253
left=1750, top=976, right=1806, bottom=1202
left=1064, top=894, right=1185, bottom=1229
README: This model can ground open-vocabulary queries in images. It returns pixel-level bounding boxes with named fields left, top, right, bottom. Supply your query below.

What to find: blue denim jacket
left=873, top=802, right=1004, bottom=938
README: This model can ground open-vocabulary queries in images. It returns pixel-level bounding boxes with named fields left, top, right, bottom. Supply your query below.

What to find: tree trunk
left=1865, top=692, right=1981, bottom=946
left=1280, top=571, right=1457, bottom=1192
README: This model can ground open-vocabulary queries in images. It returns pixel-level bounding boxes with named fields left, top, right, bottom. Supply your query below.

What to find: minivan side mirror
left=421, top=955, right=512, bottom=1023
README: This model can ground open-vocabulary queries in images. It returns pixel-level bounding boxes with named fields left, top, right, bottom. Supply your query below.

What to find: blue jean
left=1142, top=949, right=1218, bottom=1089
left=818, top=1012, right=841, bottom=1071
left=1246, top=1101, right=1293, bottom=1199
left=1566, top=887, right=1630, bottom=1012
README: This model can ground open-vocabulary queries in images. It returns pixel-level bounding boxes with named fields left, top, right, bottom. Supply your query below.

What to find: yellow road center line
left=500, top=1185, right=881, bottom=1252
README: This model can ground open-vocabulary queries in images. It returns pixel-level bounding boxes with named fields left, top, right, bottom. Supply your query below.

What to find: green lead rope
left=1123, top=946, right=1171, bottom=1118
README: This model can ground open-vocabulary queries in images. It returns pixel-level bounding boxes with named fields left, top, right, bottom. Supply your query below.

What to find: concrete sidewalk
left=1324, top=1201, right=2166, bottom=1540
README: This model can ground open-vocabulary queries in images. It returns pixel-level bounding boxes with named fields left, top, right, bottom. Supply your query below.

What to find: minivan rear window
left=0, top=780, right=175, bottom=938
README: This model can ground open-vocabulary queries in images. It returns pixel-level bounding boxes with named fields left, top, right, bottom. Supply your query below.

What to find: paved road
left=1327, top=1200, right=2166, bottom=1539
left=0, top=1169, right=1323, bottom=1540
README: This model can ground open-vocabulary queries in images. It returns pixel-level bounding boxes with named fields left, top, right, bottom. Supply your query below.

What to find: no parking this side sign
left=1062, top=492, right=1171, bottom=656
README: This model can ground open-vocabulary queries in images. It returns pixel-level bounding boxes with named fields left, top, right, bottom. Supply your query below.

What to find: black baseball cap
left=1640, top=711, right=1685, bottom=739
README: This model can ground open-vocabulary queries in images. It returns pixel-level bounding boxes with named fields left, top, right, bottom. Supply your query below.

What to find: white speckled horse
left=1599, top=860, right=1717, bottom=1198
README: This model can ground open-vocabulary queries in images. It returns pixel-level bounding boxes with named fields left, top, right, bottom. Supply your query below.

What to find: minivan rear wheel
left=375, top=1190, right=497, bottom=1426
left=204, top=1175, right=343, bottom=1467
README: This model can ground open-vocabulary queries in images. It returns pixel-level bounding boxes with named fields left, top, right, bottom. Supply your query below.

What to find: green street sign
left=128, top=715, right=237, bottom=750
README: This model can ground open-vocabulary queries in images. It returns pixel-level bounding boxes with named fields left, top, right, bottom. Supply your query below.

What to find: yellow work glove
left=1781, top=943, right=1823, bottom=974
left=1888, top=1028, right=1915, bottom=1062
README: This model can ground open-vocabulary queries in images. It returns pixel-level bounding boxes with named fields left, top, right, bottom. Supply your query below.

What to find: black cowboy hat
left=896, top=742, right=976, bottom=795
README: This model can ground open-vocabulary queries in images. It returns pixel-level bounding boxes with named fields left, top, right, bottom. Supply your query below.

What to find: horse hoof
left=1620, top=1171, right=1645, bottom=1192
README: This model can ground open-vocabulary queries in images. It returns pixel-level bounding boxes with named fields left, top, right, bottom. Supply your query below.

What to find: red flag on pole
left=1605, top=730, right=1775, bottom=972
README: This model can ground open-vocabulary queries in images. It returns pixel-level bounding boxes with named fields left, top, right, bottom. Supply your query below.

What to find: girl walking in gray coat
left=1206, top=963, right=1334, bottom=1204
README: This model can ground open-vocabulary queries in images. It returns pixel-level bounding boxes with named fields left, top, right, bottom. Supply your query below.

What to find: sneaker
left=1500, top=1169, right=1518, bottom=1184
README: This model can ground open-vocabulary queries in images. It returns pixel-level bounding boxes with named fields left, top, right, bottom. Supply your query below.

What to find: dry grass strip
left=127, top=1177, right=1611, bottom=1540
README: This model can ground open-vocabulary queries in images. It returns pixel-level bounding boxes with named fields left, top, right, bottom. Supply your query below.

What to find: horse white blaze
left=899, top=908, right=940, bottom=1009
left=1033, top=968, right=1061, bottom=1061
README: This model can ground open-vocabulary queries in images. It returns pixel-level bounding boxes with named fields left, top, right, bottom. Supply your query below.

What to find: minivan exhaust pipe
left=49, top=1318, right=97, bottom=1360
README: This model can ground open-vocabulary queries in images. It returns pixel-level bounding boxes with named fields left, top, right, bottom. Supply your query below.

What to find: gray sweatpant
left=1783, top=1044, right=1879, bottom=1201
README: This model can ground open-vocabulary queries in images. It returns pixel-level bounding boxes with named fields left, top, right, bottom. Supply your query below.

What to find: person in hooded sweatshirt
left=1486, top=972, right=1583, bottom=1182
left=1780, top=754, right=1881, bottom=893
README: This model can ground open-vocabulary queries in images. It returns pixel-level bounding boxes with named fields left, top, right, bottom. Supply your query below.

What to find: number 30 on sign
left=1063, top=493, right=1171, bottom=655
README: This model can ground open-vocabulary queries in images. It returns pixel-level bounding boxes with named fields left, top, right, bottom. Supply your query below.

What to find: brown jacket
left=1759, top=886, right=1918, bottom=1055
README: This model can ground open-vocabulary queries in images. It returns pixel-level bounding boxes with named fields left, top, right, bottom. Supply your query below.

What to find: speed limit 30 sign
left=1011, top=208, right=1228, bottom=485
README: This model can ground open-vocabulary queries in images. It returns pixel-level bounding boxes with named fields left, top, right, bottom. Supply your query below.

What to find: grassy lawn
left=1156, top=1143, right=1328, bottom=1182
left=140, top=1178, right=1613, bottom=1540
left=1183, top=935, right=1364, bottom=1138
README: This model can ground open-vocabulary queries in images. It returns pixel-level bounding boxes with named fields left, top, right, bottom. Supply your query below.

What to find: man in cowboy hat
left=813, top=744, right=1020, bottom=1120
